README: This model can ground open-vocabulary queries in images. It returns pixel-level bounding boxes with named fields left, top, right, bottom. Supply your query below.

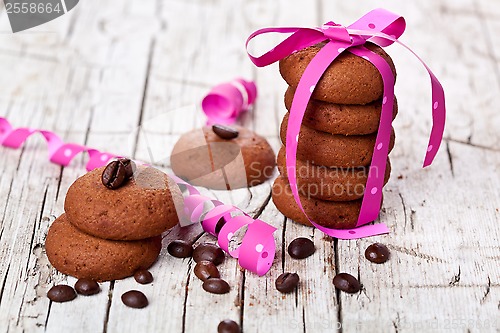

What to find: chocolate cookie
left=279, top=43, right=396, bottom=105
left=280, top=113, right=395, bottom=168
left=65, top=166, right=182, bottom=241
left=284, top=87, right=398, bottom=135
left=45, top=214, right=162, bottom=281
left=277, top=147, right=391, bottom=201
left=170, top=126, right=276, bottom=190
left=271, top=176, right=362, bottom=229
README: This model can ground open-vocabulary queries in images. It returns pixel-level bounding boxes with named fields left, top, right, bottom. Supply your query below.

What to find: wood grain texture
left=0, top=0, right=499, bottom=332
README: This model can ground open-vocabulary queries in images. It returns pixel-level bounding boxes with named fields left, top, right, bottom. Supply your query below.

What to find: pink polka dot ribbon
left=0, top=117, right=277, bottom=276
left=172, top=175, right=276, bottom=276
left=0, top=118, right=117, bottom=170
left=246, top=8, right=446, bottom=239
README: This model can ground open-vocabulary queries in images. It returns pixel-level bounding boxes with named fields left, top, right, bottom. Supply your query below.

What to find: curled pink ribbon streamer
left=0, top=117, right=276, bottom=275
left=202, top=78, right=258, bottom=125
left=171, top=175, right=276, bottom=276
left=246, top=8, right=446, bottom=239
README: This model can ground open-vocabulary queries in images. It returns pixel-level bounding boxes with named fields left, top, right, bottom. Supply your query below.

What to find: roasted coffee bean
left=134, top=270, right=154, bottom=284
left=117, top=158, right=136, bottom=178
left=214, top=217, right=226, bottom=235
left=193, top=243, right=225, bottom=265
left=287, top=237, right=315, bottom=259
left=167, top=240, right=193, bottom=258
left=217, top=319, right=241, bottom=333
left=47, top=285, right=77, bottom=302
left=333, top=273, right=361, bottom=293
left=364, top=243, right=390, bottom=264
left=74, top=279, right=100, bottom=296
left=212, top=124, right=239, bottom=140
left=202, top=278, right=230, bottom=294
left=194, top=261, right=220, bottom=281
left=275, top=272, right=299, bottom=293
left=102, top=160, right=127, bottom=189
left=121, top=290, right=148, bottom=308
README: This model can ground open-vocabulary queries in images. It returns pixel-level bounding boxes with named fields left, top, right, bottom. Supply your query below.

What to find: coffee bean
left=333, top=273, right=361, bottom=293
left=47, top=285, right=77, bottom=302
left=194, top=261, right=220, bottom=281
left=102, top=160, right=127, bottom=189
left=117, top=158, right=136, bottom=178
left=121, top=290, right=148, bottom=308
left=364, top=243, right=390, bottom=264
left=287, top=237, right=315, bottom=259
left=134, top=270, right=154, bottom=284
left=212, top=124, right=239, bottom=140
left=214, top=217, right=226, bottom=235
left=193, top=243, right=225, bottom=265
left=167, top=240, right=193, bottom=258
left=217, top=319, right=241, bottom=333
left=275, top=272, right=299, bottom=293
left=202, top=278, right=230, bottom=294
left=74, top=279, right=100, bottom=296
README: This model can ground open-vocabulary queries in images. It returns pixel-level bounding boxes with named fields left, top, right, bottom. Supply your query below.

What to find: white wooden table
left=0, top=0, right=499, bottom=332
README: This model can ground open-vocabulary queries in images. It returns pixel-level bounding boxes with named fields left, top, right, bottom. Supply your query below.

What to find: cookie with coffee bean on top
left=65, top=164, right=183, bottom=240
left=171, top=124, right=276, bottom=190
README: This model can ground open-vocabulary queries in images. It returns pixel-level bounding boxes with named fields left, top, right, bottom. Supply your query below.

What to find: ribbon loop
left=246, top=8, right=408, bottom=70
left=348, top=8, right=406, bottom=47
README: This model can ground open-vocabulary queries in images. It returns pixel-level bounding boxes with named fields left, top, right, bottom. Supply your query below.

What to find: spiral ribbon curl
left=0, top=117, right=276, bottom=276
left=246, top=8, right=446, bottom=239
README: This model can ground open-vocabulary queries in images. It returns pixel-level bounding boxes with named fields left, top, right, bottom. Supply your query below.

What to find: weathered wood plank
left=0, top=0, right=157, bottom=332
left=0, top=0, right=499, bottom=332
left=0, top=59, right=84, bottom=332
left=321, top=1, right=500, bottom=332
left=241, top=2, right=346, bottom=333
left=338, top=137, right=500, bottom=333
left=106, top=1, right=261, bottom=332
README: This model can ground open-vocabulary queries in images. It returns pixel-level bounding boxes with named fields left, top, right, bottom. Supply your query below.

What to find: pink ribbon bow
left=246, top=8, right=446, bottom=239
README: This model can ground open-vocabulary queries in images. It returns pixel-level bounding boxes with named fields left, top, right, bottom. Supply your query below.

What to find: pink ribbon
left=0, top=117, right=276, bottom=276
left=0, top=118, right=116, bottom=170
left=202, top=78, right=258, bottom=124
left=171, top=175, right=276, bottom=276
left=246, top=8, right=446, bottom=239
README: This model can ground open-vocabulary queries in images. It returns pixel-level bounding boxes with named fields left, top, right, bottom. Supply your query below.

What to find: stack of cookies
left=272, top=43, right=397, bottom=229
left=46, top=160, right=183, bottom=281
